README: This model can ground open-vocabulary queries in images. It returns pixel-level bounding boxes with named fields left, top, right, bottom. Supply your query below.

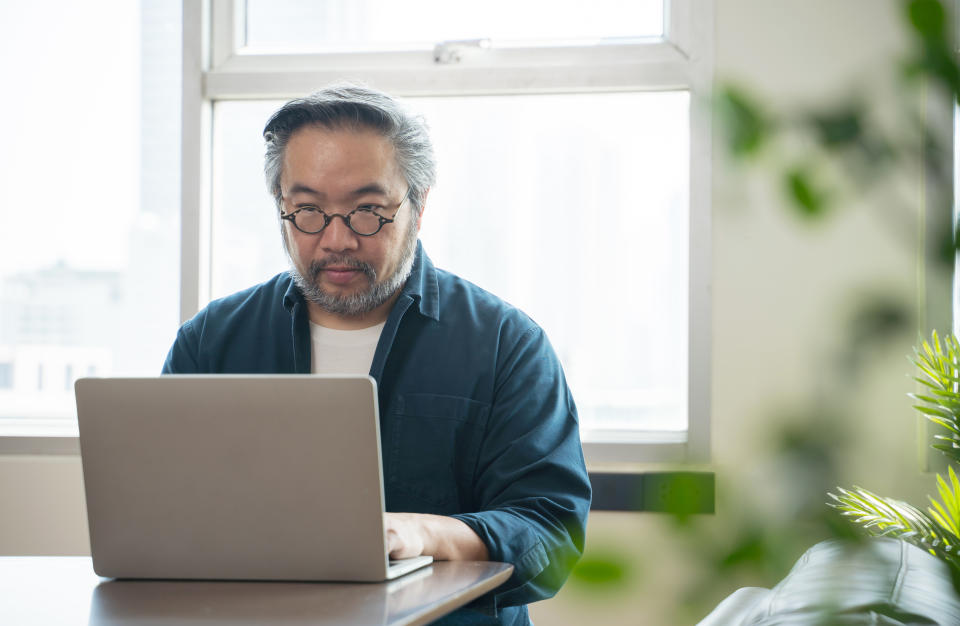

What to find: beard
left=287, top=216, right=419, bottom=317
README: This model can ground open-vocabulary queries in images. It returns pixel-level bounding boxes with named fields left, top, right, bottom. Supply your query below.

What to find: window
left=183, top=0, right=713, bottom=462
left=242, top=0, right=664, bottom=52
left=1, top=0, right=711, bottom=461
left=0, top=0, right=182, bottom=436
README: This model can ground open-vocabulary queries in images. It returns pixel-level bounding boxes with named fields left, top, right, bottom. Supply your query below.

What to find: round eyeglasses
left=280, top=189, right=410, bottom=237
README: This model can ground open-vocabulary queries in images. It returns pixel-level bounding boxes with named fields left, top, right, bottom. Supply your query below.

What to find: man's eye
left=298, top=206, right=321, bottom=213
left=356, top=205, right=382, bottom=213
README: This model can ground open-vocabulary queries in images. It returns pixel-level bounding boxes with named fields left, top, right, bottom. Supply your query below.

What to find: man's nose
left=319, top=214, right=359, bottom=252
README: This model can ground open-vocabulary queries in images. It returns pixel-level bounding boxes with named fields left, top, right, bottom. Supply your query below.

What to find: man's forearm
left=385, top=512, right=490, bottom=561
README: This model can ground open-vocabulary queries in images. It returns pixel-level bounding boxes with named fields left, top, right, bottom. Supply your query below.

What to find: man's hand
left=385, top=512, right=490, bottom=561
left=385, top=512, right=426, bottom=559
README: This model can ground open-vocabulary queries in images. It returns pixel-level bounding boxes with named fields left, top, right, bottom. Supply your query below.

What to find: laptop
left=75, top=375, right=432, bottom=581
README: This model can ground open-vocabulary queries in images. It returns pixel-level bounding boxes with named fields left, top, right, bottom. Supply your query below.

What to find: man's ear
left=416, top=188, right=430, bottom=230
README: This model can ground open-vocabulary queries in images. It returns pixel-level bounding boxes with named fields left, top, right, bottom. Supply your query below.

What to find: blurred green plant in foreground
left=716, top=0, right=959, bottom=268
left=691, top=0, right=960, bottom=617
left=690, top=0, right=960, bottom=618
left=565, top=0, right=960, bottom=622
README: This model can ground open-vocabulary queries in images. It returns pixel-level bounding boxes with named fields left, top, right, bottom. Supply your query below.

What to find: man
left=163, top=84, right=591, bottom=625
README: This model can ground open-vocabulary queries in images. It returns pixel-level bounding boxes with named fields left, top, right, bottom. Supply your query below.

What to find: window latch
left=433, top=39, right=491, bottom=65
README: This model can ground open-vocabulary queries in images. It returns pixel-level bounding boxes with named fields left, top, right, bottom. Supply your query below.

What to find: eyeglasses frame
left=279, top=188, right=411, bottom=237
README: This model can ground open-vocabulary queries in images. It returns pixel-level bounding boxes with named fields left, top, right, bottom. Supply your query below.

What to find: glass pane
left=212, top=101, right=289, bottom=295
left=0, top=1, right=182, bottom=428
left=212, top=91, right=688, bottom=434
left=245, top=0, right=663, bottom=52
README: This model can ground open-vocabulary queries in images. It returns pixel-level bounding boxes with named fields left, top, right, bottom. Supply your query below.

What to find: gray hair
left=263, top=83, right=436, bottom=214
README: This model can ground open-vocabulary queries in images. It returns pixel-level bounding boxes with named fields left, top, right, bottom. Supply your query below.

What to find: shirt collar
left=281, top=240, right=440, bottom=322
left=398, top=240, right=440, bottom=321
left=282, top=276, right=304, bottom=313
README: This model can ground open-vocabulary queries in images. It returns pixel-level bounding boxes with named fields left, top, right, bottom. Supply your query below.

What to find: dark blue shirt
left=162, top=242, right=591, bottom=625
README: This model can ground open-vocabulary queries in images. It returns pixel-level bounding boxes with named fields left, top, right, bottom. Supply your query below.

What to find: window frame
left=1, top=0, right=713, bottom=462
left=182, top=0, right=713, bottom=465
left=0, top=1, right=181, bottom=449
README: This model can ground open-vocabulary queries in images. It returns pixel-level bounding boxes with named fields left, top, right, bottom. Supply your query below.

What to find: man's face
left=279, top=125, right=420, bottom=321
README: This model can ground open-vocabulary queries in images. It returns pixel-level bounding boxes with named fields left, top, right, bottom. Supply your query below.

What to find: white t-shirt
left=309, top=321, right=386, bottom=375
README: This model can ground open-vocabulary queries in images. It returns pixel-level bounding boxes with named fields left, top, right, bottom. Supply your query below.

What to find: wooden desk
left=0, top=557, right=513, bottom=625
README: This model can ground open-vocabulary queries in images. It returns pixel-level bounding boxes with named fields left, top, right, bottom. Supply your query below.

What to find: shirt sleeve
left=161, top=317, right=202, bottom=374
left=451, top=325, right=592, bottom=613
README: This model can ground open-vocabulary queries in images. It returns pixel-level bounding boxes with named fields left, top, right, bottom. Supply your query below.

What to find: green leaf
left=828, top=485, right=960, bottom=563
left=911, top=397, right=960, bottom=416
left=911, top=333, right=960, bottom=460
left=914, top=405, right=956, bottom=420
left=933, top=442, right=960, bottom=454
left=809, top=108, right=863, bottom=147
left=928, top=418, right=960, bottom=433
left=913, top=358, right=955, bottom=385
left=921, top=388, right=960, bottom=403
left=914, top=376, right=943, bottom=391
left=908, top=0, right=946, bottom=39
left=936, top=222, right=960, bottom=268
left=785, top=168, right=828, bottom=217
left=715, top=85, right=769, bottom=157
left=923, top=336, right=939, bottom=364
left=916, top=349, right=955, bottom=377
left=910, top=393, right=960, bottom=407
left=931, top=445, right=960, bottom=466
left=570, top=554, right=630, bottom=587
left=928, top=466, right=960, bottom=539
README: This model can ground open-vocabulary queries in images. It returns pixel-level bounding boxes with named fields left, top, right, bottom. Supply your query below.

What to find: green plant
left=913, top=332, right=960, bottom=461
left=828, top=331, right=960, bottom=572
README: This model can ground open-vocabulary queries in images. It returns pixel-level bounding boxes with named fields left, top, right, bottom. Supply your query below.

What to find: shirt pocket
left=387, top=393, right=490, bottom=512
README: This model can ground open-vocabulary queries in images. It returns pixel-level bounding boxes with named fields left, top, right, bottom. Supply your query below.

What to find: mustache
left=307, top=256, right=377, bottom=282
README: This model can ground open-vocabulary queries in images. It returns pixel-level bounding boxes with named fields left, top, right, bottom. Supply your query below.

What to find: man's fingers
left=386, top=528, right=406, bottom=558
left=384, top=513, right=425, bottom=559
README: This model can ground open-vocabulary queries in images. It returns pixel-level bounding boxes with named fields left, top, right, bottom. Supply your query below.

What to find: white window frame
left=177, top=0, right=714, bottom=465
left=186, top=0, right=713, bottom=465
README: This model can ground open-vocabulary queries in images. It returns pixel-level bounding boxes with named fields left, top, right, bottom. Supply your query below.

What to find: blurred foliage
left=569, top=1, right=960, bottom=621
left=716, top=0, right=960, bottom=267
left=653, top=473, right=714, bottom=524
left=785, top=166, right=829, bottom=217
left=904, top=0, right=960, bottom=93
left=715, top=86, right=769, bottom=157
left=578, top=0, right=960, bottom=622
left=689, top=0, right=960, bottom=618
left=569, top=552, right=634, bottom=589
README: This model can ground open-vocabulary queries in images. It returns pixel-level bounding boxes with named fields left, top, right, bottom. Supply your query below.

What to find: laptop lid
left=76, top=375, right=429, bottom=581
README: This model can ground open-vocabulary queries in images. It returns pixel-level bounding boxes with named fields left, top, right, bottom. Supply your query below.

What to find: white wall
left=0, top=1, right=948, bottom=624
left=0, top=456, right=87, bottom=555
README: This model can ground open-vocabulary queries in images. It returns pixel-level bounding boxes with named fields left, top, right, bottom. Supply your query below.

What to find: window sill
left=0, top=433, right=715, bottom=513
left=588, top=471, right=715, bottom=513
left=0, top=436, right=80, bottom=455
left=0, top=419, right=79, bottom=454
left=1, top=436, right=696, bottom=463
left=1, top=425, right=703, bottom=463
left=582, top=429, right=703, bottom=464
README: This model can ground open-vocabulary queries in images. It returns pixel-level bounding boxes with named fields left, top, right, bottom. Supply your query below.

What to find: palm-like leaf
left=910, top=331, right=960, bottom=465
left=828, top=485, right=960, bottom=569
left=929, top=465, right=960, bottom=539
left=826, top=333, right=960, bottom=575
